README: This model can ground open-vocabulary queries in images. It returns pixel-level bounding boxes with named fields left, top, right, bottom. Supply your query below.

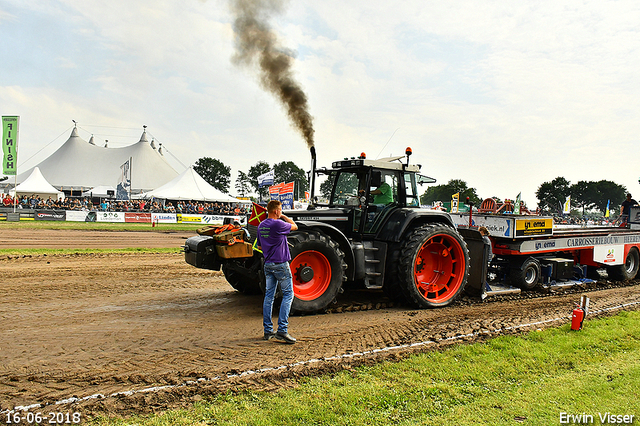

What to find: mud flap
left=457, top=228, right=488, bottom=298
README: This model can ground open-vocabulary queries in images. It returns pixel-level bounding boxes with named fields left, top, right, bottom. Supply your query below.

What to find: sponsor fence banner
left=152, top=213, right=177, bottom=224
left=34, top=210, right=66, bottom=221
left=96, top=211, right=126, bottom=222
left=66, top=211, right=90, bottom=222
left=125, top=212, right=151, bottom=223
left=177, top=214, right=203, bottom=223
left=176, top=213, right=246, bottom=225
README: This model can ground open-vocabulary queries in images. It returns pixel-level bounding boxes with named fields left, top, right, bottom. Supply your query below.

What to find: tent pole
left=12, top=173, right=17, bottom=213
left=129, top=156, right=132, bottom=201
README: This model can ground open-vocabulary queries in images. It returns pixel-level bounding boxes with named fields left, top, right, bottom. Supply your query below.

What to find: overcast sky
left=2, top=0, right=639, bottom=207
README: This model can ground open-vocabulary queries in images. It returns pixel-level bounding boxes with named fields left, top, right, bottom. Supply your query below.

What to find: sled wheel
left=288, top=231, right=346, bottom=313
left=509, top=257, right=541, bottom=290
left=607, top=247, right=640, bottom=281
left=398, top=224, right=470, bottom=308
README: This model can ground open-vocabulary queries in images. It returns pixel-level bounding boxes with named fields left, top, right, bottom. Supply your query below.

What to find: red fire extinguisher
left=571, top=306, right=585, bottom=331
left=571, top=295, right=590, bottom=331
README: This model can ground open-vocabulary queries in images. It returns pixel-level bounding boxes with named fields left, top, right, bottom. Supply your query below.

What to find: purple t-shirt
left=257, top=218, right=292, bottom=264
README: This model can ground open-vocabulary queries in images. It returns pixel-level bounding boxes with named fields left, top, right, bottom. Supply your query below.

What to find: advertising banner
left=152, top=213, right=177, bottom=224
left=34, top=210, right=66, bottom=221
left=450, top=213, right=515, bottom=238
left=125, top=212, right=151, bottom=223
left=202, top=214, right=246, bottom=225
left=515, top=218, right=553, bottom=237
left=66, top=211, right=90, bottom=222
left=96, top=211, right=126, bottom=222
left=116, top=158, right=131, bottom=200
left=269, top=183, right=283, bottom=200
left=177, top=214, right=203, bottom=223
left=258, top=170, right=274, bottom=187
left=2, top=116, right=19, bottom=175
left=279, top=182, right=295, bottom=210
left=593, top=245, right=624, bottom=265
left=451, top=192, right=459, bottom=213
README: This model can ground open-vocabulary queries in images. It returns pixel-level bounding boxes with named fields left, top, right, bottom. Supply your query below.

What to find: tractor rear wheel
left=607, top=247, right=640, bottom=281
left=398, top=224, right=470, bottom=308
left=288, top=231, right=346, bottom=314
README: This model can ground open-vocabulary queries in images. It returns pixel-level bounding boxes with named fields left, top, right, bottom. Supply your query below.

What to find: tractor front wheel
left=288, top=231, right=346, bottom=314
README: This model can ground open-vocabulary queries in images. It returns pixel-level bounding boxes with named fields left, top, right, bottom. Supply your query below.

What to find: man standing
left=257, top=200, right=298, bottom=344
left=620, top=193, right=638, bottom=223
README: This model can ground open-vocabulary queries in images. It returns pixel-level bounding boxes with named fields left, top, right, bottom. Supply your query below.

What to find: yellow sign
left=177, top=214, right=203, bottom=223
left=515, top=218, right=553, bottom=236
left=451, top=192, right=460, bottom=213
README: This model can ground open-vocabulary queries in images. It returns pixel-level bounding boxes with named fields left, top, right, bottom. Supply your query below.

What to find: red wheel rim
left=413, top=233, right=465, bottom=303
left=291, top=251, right=331, bottom=301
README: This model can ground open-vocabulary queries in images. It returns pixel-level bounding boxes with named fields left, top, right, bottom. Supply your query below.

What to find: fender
left=376, top=208, right=456, bottom=242
left=295, top=220, right=356, bottom=281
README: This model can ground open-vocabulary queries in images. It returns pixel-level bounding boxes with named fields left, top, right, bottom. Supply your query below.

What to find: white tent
left=10, top=167, right=64, bottom=200
left=141, top=166, right=242, bottom=203
left=81, top=185, right=117, bottom=198
left=15, top=127, right=178, bottom=192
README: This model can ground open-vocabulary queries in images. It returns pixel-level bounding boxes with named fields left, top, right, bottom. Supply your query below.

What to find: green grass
left=0, top=220, right=202, bottom=232
left=89, top=310, right=640, bottom=426
left=0, top=247, right=182, bottom=256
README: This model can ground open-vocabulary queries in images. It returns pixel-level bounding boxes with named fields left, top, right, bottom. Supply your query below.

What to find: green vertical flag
left=514, top=192, right=522, bottom=215
left=2, top=116, right=19, bottom=175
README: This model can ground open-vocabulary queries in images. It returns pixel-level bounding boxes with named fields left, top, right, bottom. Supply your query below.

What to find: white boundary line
left=2, top=300, right=639, bottom=414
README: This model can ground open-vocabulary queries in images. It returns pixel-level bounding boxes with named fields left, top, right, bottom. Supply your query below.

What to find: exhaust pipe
left=308, top=146, right=316, bottom=210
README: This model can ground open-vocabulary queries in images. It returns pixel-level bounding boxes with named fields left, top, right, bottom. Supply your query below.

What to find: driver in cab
left=370, top=172, right=392, bottom=205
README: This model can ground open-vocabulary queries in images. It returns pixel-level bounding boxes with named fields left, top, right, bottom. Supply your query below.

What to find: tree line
left=421, top=177, right=627, bottom=216
left=193, top=157, right=308, bottom=200
left=194, top=156, right=629, bottom=215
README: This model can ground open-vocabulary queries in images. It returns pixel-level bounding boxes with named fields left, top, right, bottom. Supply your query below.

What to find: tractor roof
left=331, top=156, right=421, bottom=172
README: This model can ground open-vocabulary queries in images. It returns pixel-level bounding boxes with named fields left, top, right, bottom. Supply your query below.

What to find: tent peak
left=138, top=125, right=149, bottom=144
left=88, top=135, right=96, bottom=145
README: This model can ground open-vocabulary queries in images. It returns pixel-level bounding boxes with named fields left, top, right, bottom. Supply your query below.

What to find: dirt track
left=0, top=229, right=639, bottom=418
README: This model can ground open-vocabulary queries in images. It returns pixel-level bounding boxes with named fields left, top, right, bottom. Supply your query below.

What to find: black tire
left=607, top=247, right=640, bottom=281
left=288, top=231, right=346, bottom=314
left=585, top=265, right=602, bottom=280
left=397, top=224, right=470, bottom=308
left=222, top=255, right=262, bottom=294
left=509, top=257, right=541, bottom=290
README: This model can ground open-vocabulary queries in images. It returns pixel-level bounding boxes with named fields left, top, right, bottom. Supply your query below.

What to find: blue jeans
left=263, top=262, right=294, bottom=334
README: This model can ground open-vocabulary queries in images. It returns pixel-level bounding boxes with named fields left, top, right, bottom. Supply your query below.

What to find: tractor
left=184, top=147, right=473, bottom=313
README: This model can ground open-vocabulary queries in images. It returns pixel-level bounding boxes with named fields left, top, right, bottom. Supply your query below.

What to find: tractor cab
left=312, top=149, right=436, bottom=236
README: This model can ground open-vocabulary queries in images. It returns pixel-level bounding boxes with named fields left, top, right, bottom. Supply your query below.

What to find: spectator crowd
left=0, top=194, right=248, bottom=216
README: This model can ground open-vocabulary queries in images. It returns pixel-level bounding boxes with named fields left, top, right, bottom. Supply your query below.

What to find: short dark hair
left=627, top=193, right=633, bottom=198
left=267, top=199, right=282, bottom=213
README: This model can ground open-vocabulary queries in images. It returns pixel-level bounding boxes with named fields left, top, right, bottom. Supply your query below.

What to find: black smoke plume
left=230, top=0, right=314, bottom=148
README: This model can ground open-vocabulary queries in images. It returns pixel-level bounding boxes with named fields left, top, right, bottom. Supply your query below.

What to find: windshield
left=331, top=171, right=363, bottom=206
